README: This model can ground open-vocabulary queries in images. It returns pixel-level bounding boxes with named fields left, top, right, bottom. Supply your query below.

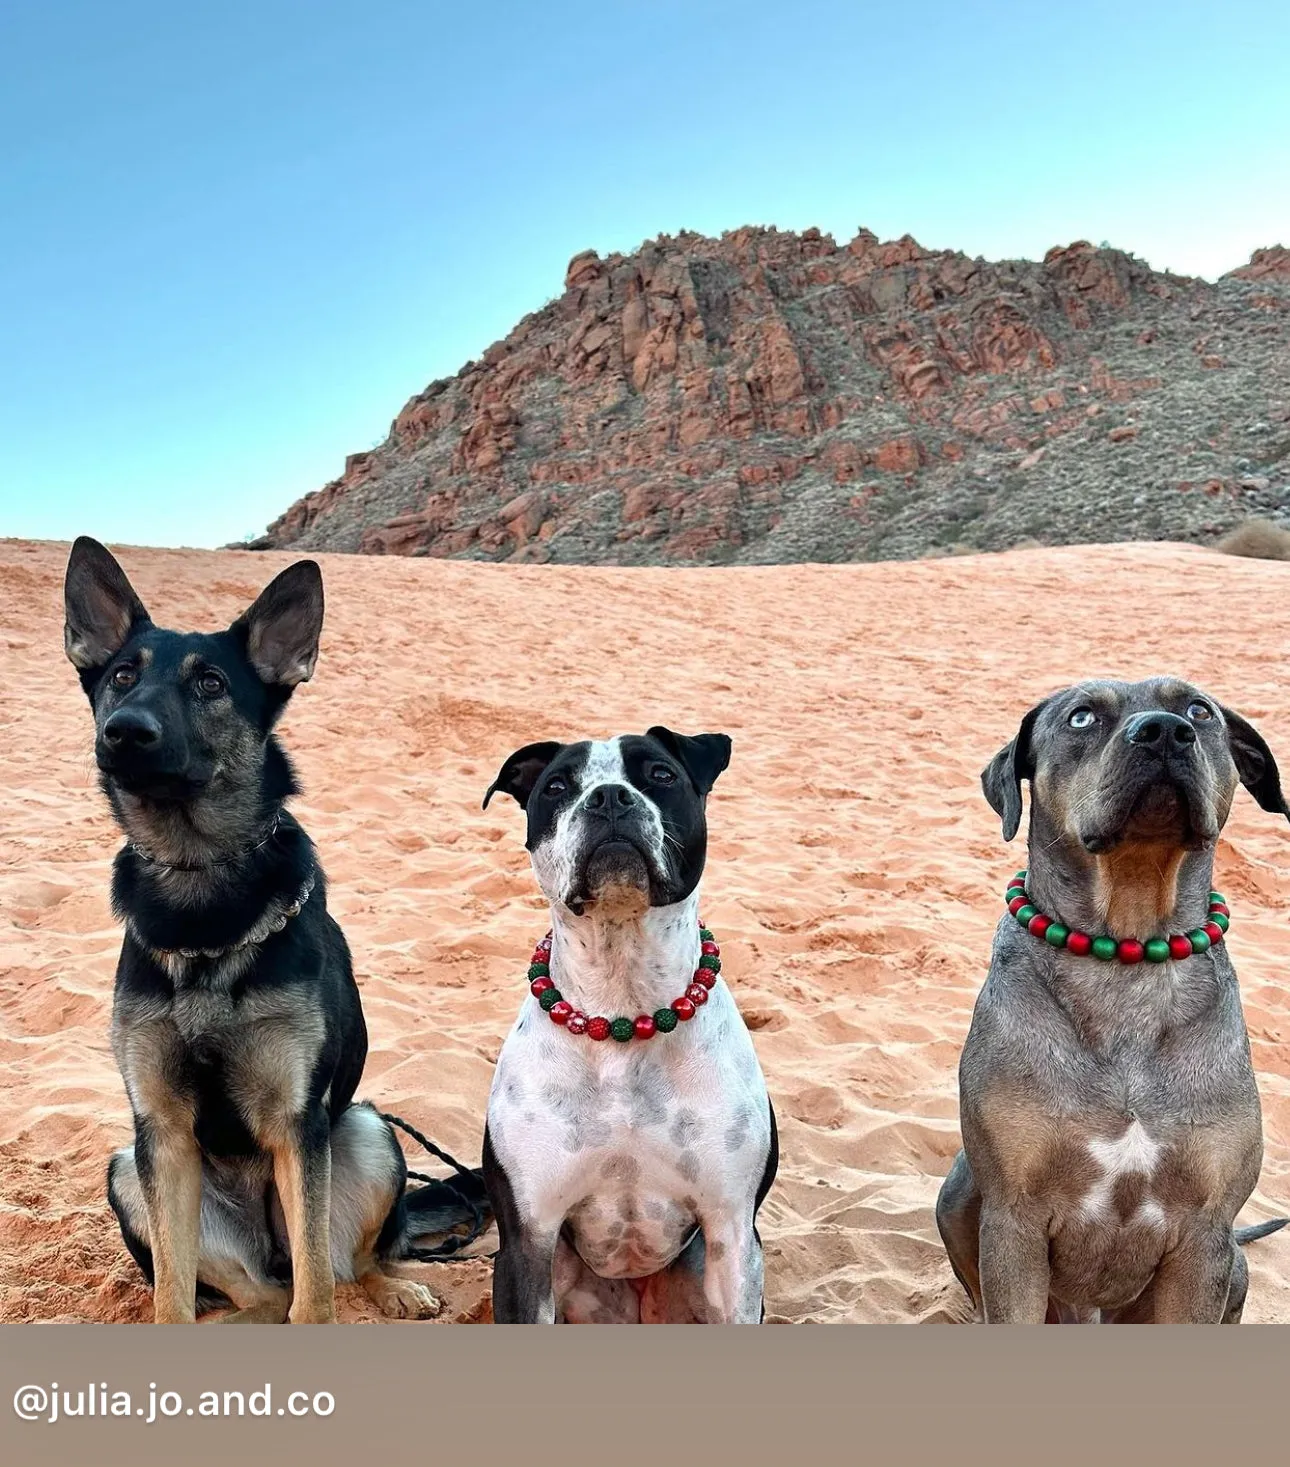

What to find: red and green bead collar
left=527, top=922, right=722, bottom=1041
left=1006, top=870, right=1230, bottom=964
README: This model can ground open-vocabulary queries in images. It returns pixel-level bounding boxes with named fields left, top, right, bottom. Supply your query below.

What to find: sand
left=2, top=536, right=1290, bottom=1324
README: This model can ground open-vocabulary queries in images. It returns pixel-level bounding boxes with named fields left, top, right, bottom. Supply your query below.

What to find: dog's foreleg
left=493, top=1229, right=560, bottom=1323
left=699, top=1212, right=763, bottom=1324
left=271, top=1105, right=336, bottom=1324
left=978, top=1205, right=1050, bottom=1324
left=135, top=1115, right=203, bottom=1325
left=1149, top=1226, right=1235, bottom=1324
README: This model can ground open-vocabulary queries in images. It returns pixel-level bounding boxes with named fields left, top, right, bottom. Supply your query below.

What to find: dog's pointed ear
left=646, top=726, right=732, bottom=798
left=232, top=561, right=324, bottom=687
left=981, top=702, right=1046, bottom=841
left=64, top=536, right=151, bottom=672
left=483, top=741, right=565, bottom=810
left=1220, top=705, right=1290, bottom=821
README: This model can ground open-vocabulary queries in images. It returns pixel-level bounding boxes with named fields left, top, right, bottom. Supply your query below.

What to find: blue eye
left=1069, top=708, right=1096, bottom=730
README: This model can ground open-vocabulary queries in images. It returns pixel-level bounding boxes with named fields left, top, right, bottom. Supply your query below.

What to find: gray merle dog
left=481, top=730, right=777, bottom=1322
left=937, top=676, right=1289, bottom=1323
left=64, top=537, right=483, bottom=1323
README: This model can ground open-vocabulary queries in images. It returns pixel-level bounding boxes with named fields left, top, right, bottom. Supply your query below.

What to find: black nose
left=102, top=708, right=163, bottom=751
left=584, top=783, right=635, bottom=813
left=1124, top=711, right=1197, bottom=752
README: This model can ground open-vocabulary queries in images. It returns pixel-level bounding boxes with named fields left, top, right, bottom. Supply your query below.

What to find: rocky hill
left=247, top=229, right=1290, bottom=564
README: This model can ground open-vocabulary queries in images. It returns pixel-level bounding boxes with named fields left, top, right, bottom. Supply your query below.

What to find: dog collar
left=139, top=871, right=316, bottom=961
left=527, top=920, right=721, bottom=1040
left=128, top=813, right=283, bottom=873
left=1005, top=870, right=1230, bottom=963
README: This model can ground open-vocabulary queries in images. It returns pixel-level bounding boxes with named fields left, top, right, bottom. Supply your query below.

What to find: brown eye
left=544, top=775, right=568, bottom=797
left=111, top=665, right=137, bottom=689
left=1186, top=701, right=1213, bottom=723
left=650, top=764, right=677, bottom=784
left=197, top=670, right=226, bottom=697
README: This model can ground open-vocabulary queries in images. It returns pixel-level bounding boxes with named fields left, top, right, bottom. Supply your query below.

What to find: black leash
left=379, top=1112, right=493, bottom=1261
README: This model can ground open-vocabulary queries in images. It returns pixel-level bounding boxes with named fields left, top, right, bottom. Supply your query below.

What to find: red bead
left=566, top=1011, right=588, bottom=1035
left=633, top=1015, right=657, bottom=1040
left=673, top=996, right=696, bottom=1020
left=1066, top=931, right=1091, bottom=956
left=1027, top=914, right=1051, bottom=939
left=1203, top=921, right=1223, bottom=944
left=701, top=941, right=720, bottom=956
left=693, top=967, right=717, bottom=989
left=548, top=1000, right=573, bottom=1025
left=1209, top=904, right=1230, bottom=919
left=586, top=1016, right=611, bottom=1041
left=1118, top=940, right=1145, bottom=964
left=685, top=983, right=709, bottom=1006
left=532, top=949, right=549, bottom=965
left=1168, top=935, right=1193, bottom=961
left=1008, top=896, right=1029, bottom=916
left=530, top=976, right=554, bottom=997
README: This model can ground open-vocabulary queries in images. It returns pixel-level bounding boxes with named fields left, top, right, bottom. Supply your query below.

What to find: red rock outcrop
left=246, top=235, right=1290, bottom=563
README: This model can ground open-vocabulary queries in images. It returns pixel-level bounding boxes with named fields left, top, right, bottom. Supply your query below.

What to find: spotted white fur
left=487, top=738, right=772, bottom=1323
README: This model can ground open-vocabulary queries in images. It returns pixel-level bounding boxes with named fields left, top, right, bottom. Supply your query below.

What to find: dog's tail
left=1236, top=1217, right=1290, bottom=1246
left=380, top=1112, right=493, bottom=1261
left=402, top=1169, right=491, bottom=1252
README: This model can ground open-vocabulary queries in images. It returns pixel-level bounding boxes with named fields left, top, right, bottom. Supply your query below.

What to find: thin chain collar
left=128, top=813, right=283, bottom=873
left=135, top=870, right=316, bottom=962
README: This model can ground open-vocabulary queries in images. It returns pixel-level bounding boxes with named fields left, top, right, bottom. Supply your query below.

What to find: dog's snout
left=584, top=782, right=635, bottom=814
left=103, top=708, right=163, bottom=751
left=1124, top=711, right=1196, bottom=753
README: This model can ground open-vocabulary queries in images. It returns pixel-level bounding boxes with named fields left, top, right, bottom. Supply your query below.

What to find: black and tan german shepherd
left=64, top=537, right=485, bottom=1323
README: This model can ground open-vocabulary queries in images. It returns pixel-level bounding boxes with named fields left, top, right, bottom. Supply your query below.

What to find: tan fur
left=271, top=1139, right=336, bottom=1324
left=1094, top=844, right=1187, bottom=938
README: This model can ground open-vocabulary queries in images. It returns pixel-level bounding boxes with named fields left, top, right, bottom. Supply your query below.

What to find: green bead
left=1044, top=923, right=1069, bottom=948
left=1189, top=929, right=1211, bottom=954
left=609, top=1017, right=634, bottom=1042
left=1006, top=883, right=1027, bottom=899
left=699, top=954, right=720, bottom=971
left=1144, top=938, right=1171, bottom=964
left=653, top=1007, right=679, bottom=1033
left=1208, top=891, right=1223, bottom=906
left=528, top=962, right=549, bottom=981
left=1211, top=912, right=1230, bottom=932
left=1092, top=936, right=1118, bottom=961
left=1015, top=905, right=1037, bottom=925
left=1015, top=870, right=1028, bottom=882
left=538, top=987, right=562, bottom=1011
left=699, top=928, right=714, bottom=942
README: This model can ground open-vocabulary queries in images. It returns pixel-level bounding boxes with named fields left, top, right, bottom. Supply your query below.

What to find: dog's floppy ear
left=981, top=701, right=1046, bottom=841
left=1220, top=705, right=1290, bottom=821
left=647, top=726, right=732, bottom=798
left=483, top=741, right=565, bottom=810
left=232, top=560, right=324, bottom=687
left=64, top=536, right=151, bottom=672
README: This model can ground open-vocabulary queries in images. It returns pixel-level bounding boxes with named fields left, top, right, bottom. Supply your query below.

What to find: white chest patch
left=1080, top=1119, right=1162, bottom=1222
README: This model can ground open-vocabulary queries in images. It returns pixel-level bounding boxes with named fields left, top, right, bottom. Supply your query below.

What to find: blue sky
left=2, top=0, right=1287, bottom=548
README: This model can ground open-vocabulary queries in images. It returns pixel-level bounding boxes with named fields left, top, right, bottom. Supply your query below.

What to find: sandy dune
left=2, top=537, right=1290, bottom=1324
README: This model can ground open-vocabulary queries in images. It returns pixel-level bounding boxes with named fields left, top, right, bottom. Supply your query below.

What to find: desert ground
left=2, top=536, right=1290, bottom=1324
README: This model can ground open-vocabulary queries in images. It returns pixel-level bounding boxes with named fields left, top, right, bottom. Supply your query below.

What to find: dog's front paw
left=369, top=1277, right=443, bottom=1320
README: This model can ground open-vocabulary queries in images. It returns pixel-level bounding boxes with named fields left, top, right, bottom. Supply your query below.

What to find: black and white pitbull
left=938, top=677, right=1289, bottom=1323
left=480, top=728, right=778, bottom=1323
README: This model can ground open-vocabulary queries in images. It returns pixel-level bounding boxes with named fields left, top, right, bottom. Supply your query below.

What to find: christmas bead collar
left=1005, top=869, right=1230, bottom=964
left=527, top=921, right=722, bottom=1041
